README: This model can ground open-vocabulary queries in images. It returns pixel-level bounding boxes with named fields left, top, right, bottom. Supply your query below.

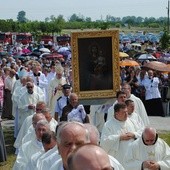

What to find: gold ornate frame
left=71, top=30, right=120, bottom=99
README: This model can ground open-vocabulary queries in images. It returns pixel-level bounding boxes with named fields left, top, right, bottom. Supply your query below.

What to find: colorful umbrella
left=120, top=59, right=139, bottom=67
left=119, top=52, right=129, bottom=58
left=143, top=61, right=170, bottom=72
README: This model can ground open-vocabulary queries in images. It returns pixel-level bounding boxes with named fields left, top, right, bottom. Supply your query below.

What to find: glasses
left=36, top=108, right=42, bottom=111
left=27, top=86, right=33, bottom=89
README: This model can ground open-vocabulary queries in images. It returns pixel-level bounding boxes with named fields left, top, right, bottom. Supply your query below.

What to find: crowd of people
left=0, top=41, right=170, bottom=170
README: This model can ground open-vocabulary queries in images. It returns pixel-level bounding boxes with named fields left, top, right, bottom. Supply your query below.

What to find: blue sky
left=0, top=0, right=168, bottom=21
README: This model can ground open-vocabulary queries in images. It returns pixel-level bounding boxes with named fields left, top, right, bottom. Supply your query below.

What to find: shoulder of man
left=57, top=96, right=62, bottom=101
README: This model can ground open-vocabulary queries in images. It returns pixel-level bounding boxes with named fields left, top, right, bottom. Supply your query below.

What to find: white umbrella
left=39, top=47, right=51, bottom=53
left=138, top=54, right=157, bottom=61
left=58, top=47, right=70, bottom=53
left=39, top=52, right=51, bottom=58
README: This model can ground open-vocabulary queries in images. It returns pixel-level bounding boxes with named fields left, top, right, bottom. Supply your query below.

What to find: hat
left=55, top=65, right=64, bottom=74
left=62, top=84, right=71, bottom=90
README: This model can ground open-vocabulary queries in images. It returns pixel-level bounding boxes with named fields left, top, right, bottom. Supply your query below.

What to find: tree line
left=0, top=10, right=168, bottom=35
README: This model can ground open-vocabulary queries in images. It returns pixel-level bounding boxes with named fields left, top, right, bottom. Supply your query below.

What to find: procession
left=1, top=0, right=170, bottom=169
left=0, top=28, right=169, bottom=170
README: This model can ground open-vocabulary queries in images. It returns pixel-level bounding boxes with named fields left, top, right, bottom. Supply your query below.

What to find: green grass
left=159, top=131, right=170, bottom=145
left=0, top=126, right=16, bottom=170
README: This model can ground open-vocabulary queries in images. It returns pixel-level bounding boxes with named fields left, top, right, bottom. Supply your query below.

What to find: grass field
left=0, top=125, right=170, bottom=170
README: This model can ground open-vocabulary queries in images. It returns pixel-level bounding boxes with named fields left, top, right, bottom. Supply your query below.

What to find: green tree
left=160, top=30, right=170, bottom=50
left=17, top=11, right=27, bottom=23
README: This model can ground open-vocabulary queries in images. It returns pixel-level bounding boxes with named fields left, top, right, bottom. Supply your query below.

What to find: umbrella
left=144, top=48, right=155, bottom=53
left=39, top=47, right=51, bottom=53
left=58, top=50, right=71, bottom=56
left=22, top=48, right=31, bottom=54
left=137, top=54, right=157, bottom=61
left=119, top=52, right=129, bottom=58
left=143, top=61, right=170, bottom=72
left=120, top=59, right=139, bottom=67
left=40, top=53, right=63, bottom=59
left=58, top=47, right=70, bottom=53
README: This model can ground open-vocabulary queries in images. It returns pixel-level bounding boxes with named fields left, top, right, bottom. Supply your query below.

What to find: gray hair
left=35, top=119, right=50, bottom=130
left=84, top=123, right=100, bottom=145
left=41, top=107, right=52, bottom=114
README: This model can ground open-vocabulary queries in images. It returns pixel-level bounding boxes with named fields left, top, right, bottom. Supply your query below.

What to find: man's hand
left=120, top=132, right=135, bottom=140
left=142, top=160, right=160, bottom=170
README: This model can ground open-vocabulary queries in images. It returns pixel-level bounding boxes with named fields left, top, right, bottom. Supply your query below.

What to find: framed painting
left=71, top=30, right=120, bottom=99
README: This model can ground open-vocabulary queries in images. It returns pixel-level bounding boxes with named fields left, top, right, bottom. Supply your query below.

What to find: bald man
left=50, top=121, right=90, bottom=170
left=124, top=127, right=170, bottom=170
left=67, top=144, right=113, bottom=170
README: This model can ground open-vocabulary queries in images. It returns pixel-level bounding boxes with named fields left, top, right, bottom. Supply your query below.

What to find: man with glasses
left=124, top=127, right=170, bottom=170
left=17, top=82, right=42, bottom=129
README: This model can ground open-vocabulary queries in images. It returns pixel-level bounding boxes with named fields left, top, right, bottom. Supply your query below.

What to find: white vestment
left=50, top=158, right=64, bottom=170
left=22, top=119, right=58, bottom=145
left=128, top=111, right=145, bottom=130
left=107, top=101, right=118, bottom=121
left=124, top=137, right=170, bottom=170
left=130, top=94, right=150, bottom=126
left=48, top=77, right=67, bottom=117
left=12, top=82, right=24, bottom=137
left=30, top=71, right=48, bottom=102
left=48, top=118, right=58, bottom=132
left=109, top=155, right=125, bottom=170
left=107, top=95, right=150, bottom=127
left=17, top=91, right=42, bottom=129
left=22, top=126, right=36, bottom=145
left=90, top=104, right=111, bottom=134
left=100, top=117, right=142, bottom=165
left=26, top=149, right=45, bottom=170
left=37, top=146, right=59, bottom=170
left=14, top=115, right=33, bottom=150
left=12, top=139, right=44, bottom=170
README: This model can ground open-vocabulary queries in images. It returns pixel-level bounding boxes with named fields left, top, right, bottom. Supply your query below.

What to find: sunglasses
left=27, top=86, right=33, bottom=89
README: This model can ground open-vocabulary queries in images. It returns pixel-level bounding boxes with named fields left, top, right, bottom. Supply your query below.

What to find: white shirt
left=4, top=75, right=16, bottom=92
left=143, top=77, right=161, bottom=100
left=67, top=104, right=86, bottom=123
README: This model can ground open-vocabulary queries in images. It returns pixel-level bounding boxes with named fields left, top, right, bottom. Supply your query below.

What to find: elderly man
left=17, top=81, right=43, bottom=129
left=67, top=144, right=113, bottom=170
left=124, top=127, right=170, bottom=170
left=100, top=103, right=142, bottom=166
left=48, top=64, right=67, bottom=117
left=50, top=121, right=90, bottom=170
left=13, top=119, right=50, bottom=170
left=121, top=82, right=150, bottom=126
left=21, top=113, right=47, bottom=144
left=60, top=93, right=89, bottom=123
